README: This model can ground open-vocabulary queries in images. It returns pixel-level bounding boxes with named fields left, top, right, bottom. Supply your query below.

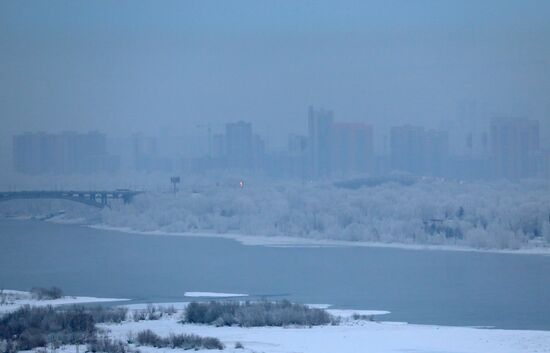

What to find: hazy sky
left=1, top=0, right=549, bottom=148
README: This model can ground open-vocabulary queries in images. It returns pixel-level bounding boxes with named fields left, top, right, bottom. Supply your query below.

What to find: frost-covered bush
left=134, top=330, right=163, bottom=347
left=183, top=300, right=335, bottom=327
left=86, top=306, right=128, bottom=323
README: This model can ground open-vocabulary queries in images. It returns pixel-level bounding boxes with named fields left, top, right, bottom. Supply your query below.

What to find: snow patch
left=184, top=291, right=248, bottom=298
left=328, top=309, right=391, bottom=317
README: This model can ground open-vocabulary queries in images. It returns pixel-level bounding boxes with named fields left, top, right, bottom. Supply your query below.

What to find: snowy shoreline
left=0, top=289, right=129, bottom=313
left=3, top=178, right=550, bottom=255
left=88, top=223, right=550, bottom=256
left=3, top=214, right=550, bottom=255
left=2, top=290, right=549, bottom=353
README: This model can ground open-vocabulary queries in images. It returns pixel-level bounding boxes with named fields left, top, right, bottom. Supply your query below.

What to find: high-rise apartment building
left=208, top=121, right=265, bottom=171
left=331, top=123, right=374, bottom=175
left=424, top=130, right=449, bottom=176
left=390, top=125, right=426, bottom=175
left=132, top=133, right=158, bottom=171
left=308, top=106, right=334, bottom=177
left=225, top=121, right=253, bottom=169
left=390, top=125, right=449, bottom=176
left=13, top=131, right=117, bottom=174
left=490, top=117, right=540, bottom=180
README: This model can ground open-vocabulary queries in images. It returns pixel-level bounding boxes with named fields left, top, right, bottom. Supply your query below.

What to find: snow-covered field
left=2, top=291, right=550, bottom=353
left=101, top=314, right=550, bottom=353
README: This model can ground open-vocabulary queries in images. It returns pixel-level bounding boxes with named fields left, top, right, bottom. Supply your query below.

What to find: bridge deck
left=0, top=190, right=143, bottom=208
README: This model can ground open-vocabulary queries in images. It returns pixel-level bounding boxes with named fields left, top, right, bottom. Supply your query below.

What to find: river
left=1, top=218, right=549, bottom=330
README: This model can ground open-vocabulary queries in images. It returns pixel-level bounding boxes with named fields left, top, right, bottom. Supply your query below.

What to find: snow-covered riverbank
left=0, top=289, right=128, bottom=313
left=3, top=178, right=550, bottom=253
left=101, top=313, right=550, bottom=353
left=89, top=223, right=550, bottom=255
left=2, top=291, right=550, bottom=353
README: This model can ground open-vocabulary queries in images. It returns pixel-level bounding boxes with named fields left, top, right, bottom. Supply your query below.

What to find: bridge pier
left=122, top=193, right=132, bottom=204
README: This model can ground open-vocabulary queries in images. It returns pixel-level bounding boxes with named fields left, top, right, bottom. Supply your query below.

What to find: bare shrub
left=0, top=304, right=133, bottom=351
left=184, top=300, right=336, bottom=327
left=146, top=304, right=162, bottom=320
left=30, top=287, right=63, bottom=300
left=0, top=305, right=95, bottom=350
left=135, top=330, right=223, bottom=350
left=135, top=330, right=163, bottom=347
left=132, top=310, right=146, bottom=322
left=17, top=328, right=47, bottom=350
left=87, top=335, right=138, bottom=353
left=132, top=304, right=176, bottom=322
left=86, top=306, right=128, bottom=323
left=352, top=313, right=374, bottom=321
left=0, top=289, right=6, bottom=305
left=163, top=305, right=177, bottom=315
left=0, top=339, right=16, bottom=353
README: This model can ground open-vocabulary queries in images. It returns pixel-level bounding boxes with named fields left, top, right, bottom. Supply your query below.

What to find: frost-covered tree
left=3, top=178, right=550, bottom=251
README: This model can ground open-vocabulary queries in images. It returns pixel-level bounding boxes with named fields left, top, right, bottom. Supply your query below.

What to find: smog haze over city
left=1, top=2, right=550, bottom=353
left=1, top=1, right=550, bottom=158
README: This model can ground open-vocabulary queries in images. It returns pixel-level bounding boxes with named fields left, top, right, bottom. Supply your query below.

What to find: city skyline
left=8, top=108, right=549, bottom=181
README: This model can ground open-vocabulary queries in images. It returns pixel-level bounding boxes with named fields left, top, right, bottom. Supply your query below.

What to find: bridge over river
left=0, top=190, right=143, bottom=208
